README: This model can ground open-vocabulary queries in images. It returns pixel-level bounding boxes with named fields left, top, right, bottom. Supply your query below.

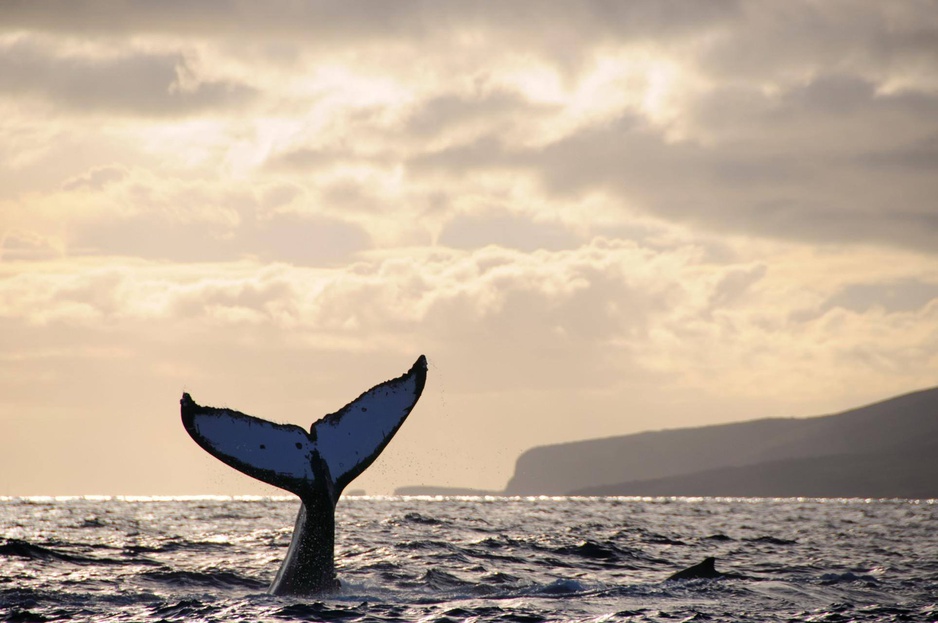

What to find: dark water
left=1, top=496, right=935, bottom=622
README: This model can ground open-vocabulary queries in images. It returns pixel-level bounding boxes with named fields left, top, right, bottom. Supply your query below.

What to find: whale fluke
left=666, top=556, right=724, bottom=581
left=181, top=354, right=428, bottom=595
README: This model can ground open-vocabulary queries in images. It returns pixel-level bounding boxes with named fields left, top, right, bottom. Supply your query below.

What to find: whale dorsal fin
left=667, top=556, right=722, bottom=581
left=181, top=355, right=427, bottom=498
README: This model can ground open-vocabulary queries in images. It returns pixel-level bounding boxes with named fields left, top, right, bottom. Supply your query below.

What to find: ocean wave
left=1, top=497, right=935, bottom=622
left=272, top=602, right=365, bottom=620
left=138, top=569, right=267, bottom=589
left=149, top=598, right=216, bottom=620
left=0, top=538, right=134, bottom=566
left=819, top=571, right=878, bottom=585
left=122, top=539, right=232, bottom=555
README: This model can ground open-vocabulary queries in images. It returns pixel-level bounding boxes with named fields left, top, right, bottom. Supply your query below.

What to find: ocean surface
left=1, top=496, right=935, bottom=622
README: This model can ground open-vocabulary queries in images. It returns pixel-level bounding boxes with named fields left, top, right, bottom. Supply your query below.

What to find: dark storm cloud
left=0, top=39, right=253, bottom=115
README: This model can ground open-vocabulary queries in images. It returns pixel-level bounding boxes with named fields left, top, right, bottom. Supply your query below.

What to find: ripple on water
left=0, top=497, right=936, bottom=623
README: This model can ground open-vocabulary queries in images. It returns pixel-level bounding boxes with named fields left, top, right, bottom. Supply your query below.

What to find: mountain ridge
left=502, top=385, right=938, bottom=497
left=394, top=386, right=938, bottom=498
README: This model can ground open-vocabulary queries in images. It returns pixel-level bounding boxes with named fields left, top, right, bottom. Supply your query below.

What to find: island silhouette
left=397, top=386, right=938, bottom=499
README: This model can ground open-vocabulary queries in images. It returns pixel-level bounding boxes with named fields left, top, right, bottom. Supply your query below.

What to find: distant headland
left=397, top=386, right=938, bottom=499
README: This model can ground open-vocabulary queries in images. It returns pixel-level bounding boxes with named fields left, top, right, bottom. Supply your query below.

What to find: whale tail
left=180, top=354, right=428, bottom=595
left=180, top=354, right=428, bottom=501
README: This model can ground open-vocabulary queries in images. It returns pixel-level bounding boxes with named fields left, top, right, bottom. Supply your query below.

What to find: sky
left=1, top=1, right=937, bottom=496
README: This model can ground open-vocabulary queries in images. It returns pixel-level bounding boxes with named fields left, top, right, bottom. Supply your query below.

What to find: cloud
left=5, top=2, right=933, bottom=251
left=2, top=1, right=938, bottom=493
left=699, top=2, right=938, bottom=89
left=404, top=89, right=553, bottom=141
left=70, top=210, right=370, bottom=266
left=410, top=91, right=938, bottom=252
left=858, top=134, right=938, bottom=171
left=61, top=165, right=129, bottom=191
left=1, top=233, right=937, bottom=493
left=438, top=211, right=582, bottom=252
left=3, top=239, right=935, bottom=391
left=0, top=37, right=254, bottom=116
left=814, top=279, right=938, bottom=316
left=0, top=1, right=739, bottom=45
